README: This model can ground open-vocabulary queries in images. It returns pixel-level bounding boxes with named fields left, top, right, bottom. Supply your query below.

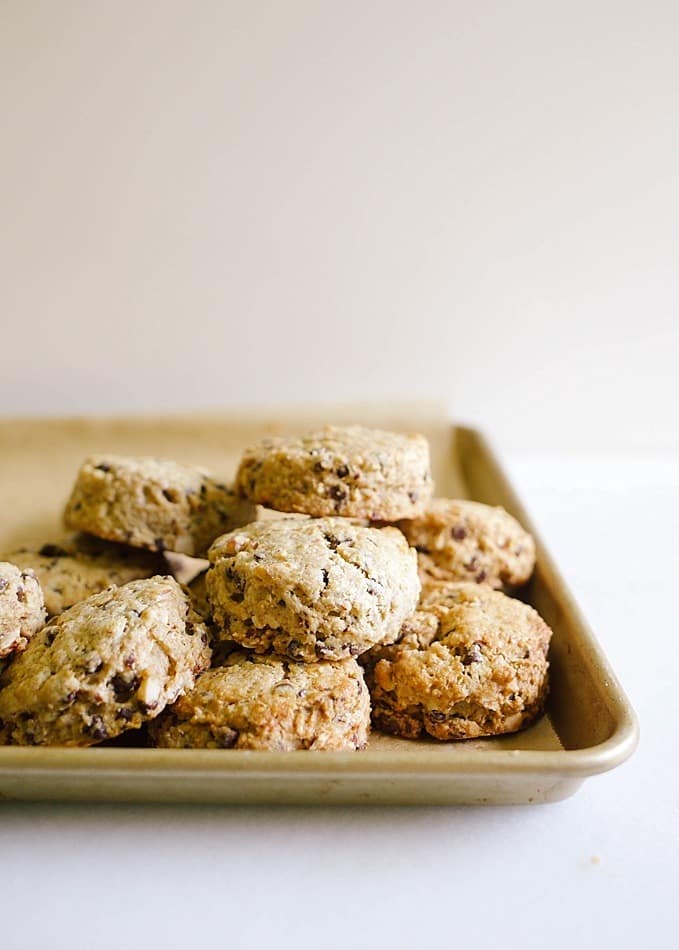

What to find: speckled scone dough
left=398, top=499, right=536, bottom=589
left=207, top=517, right=420, bottom=662
left=235, top=426, right=433, bottom=520
left=362, top=582, right=551, bottom=740
left=150, top=652, right=370, bottom=750
left=0, top=562, right=46, bottom=660
left=2, top=536, right=167, bottom=617
left=0, top=576, right=211, bottom=746
left=63, top=455, right=256, bottom=556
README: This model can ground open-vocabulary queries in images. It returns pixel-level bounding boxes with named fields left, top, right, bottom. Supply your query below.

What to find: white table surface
left=1, top=453, right=677, bottom=950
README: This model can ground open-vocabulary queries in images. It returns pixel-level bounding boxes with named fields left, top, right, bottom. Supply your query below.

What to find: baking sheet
left=0, top=408, right=638, bottom=804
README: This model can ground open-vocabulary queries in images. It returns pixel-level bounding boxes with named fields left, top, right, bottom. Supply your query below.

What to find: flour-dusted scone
left=63, top=455, right=256, bottom=556
left=0, top=576, right=211, bottom=746
left=206, top=517, right=420, bottom=662
left=150, top=652, right=370, bottom=750
left=2, top=536, right=167, bottom=617
left=0, top=562, right=46, bottom=661
left=362, top=582, right=551, bottom=740
left=398, top=499, right=536, bottom=589
left=235, top=425, right=433, bottom=520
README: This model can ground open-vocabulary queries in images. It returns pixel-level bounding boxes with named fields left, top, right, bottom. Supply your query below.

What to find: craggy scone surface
left=399, top=499, right=535, bottom=589
left=151, top=652, right=370, bottom=750
left=362, top=582, right=551, bottom=740
left=235, top=425, right=433, bottom=520
left=207, top=517, right=420, bottom=662
left=63, top=455, right=255, bottom=556
left=0, top=576, right=211, bottom=746
left=2, top=536, right=167, bottom=617
left=0, top=562, right=46, bottom=660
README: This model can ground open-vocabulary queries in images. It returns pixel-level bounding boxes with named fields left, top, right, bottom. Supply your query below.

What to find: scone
left=235, top=425, right=433, bottom=520
left=2, top=536, right=167, bottom=617
left=0, top=562, right=46, bottom=660
left=206, top=517, right=420, bottom=661
left=150, top=652, right=370, bottom=750
left=398, top=499, right=535, bottom=589
left=0, top=576, right=211, bottom=745
left=362, top=582, right=551, bottom=740
left=63, top=455, right=256, bottom=556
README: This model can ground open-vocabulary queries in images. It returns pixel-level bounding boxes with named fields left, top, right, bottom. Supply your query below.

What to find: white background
left=1, top=1, right=677, bottom=451
left=1, top=4, right=678, bottom=948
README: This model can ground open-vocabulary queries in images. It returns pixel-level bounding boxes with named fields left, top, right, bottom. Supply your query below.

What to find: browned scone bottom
left=398, top=498, right=535, bottom=590
left=0, top=576, right=211, bottom=746
left=361, top=582, right=551, bottom=740
left=150, top=652, right=370, bottom=750
left=206, top=517, right=420, bottom=662
left=235, top=425, right=433, bottom=520
left=63, top=455, right=256, bottom=556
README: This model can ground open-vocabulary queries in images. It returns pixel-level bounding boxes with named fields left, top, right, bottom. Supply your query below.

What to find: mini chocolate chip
left=408, top=491, right=418, bottom=503
left=321, top=569, right=329, bottom=588
left=329, top=485, right=347, bottom=503
left=475, top=570, right=487, bottom=583
left=16, top=586, right=26, bottom=603
left=277, top=598, right=286, bottom=608
left=463, top=642, right=484, bottom=665
left=111, top=673, right=140, bottom=701
left=336, top=464, right=349, bottom=478
left=428, top=710, right=446, bottom=722
left=253, top=553, right=264, bottom=562
left=215, top=727, right=238, bottom=748
left=313, top=461, right=324, bottom=473
left=230, top=591, right=244, bottom=603
left=451, top=526, right=467, bottom=541
left=324, top=534, right=340, bottom=551
left=39, top=544, right=70, bottom=558
left=88, top=716, right=109, bottom=741
left=95, top=463, right=111, bottom=473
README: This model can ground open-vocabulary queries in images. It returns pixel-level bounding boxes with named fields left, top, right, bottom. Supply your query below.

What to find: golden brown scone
left=63, top=455, right=256, bottom=556
left=150, top=652, right=370, bottom=750
left=0, top=562, right=46, bottom=660
left=398, top=499, right=535, bottom=589
left=2, top=536, right=167, bottom=617
left=361, top=582, right=551, bottom=740
left=235, top=425, right=433, bottom=520
left=206, top=517, right=420, bottom=662
left=0, top=577, right=211, bottom=746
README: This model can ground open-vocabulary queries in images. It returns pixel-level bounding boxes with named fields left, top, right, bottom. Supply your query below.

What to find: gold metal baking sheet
left=0, top=407, right=638, bottom=805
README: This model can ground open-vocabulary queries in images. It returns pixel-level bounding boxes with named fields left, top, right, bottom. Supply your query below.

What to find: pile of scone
left=0, top=425, right=553, bottom=750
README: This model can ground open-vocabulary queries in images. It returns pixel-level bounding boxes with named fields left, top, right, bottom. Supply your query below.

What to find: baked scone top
left=207, top=516, right=420, bottom=662
left=235, top=425, right=433, bottom=520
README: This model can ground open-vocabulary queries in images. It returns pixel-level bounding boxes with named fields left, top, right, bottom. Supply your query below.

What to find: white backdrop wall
left=1, top=1, right=677, bottom=451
